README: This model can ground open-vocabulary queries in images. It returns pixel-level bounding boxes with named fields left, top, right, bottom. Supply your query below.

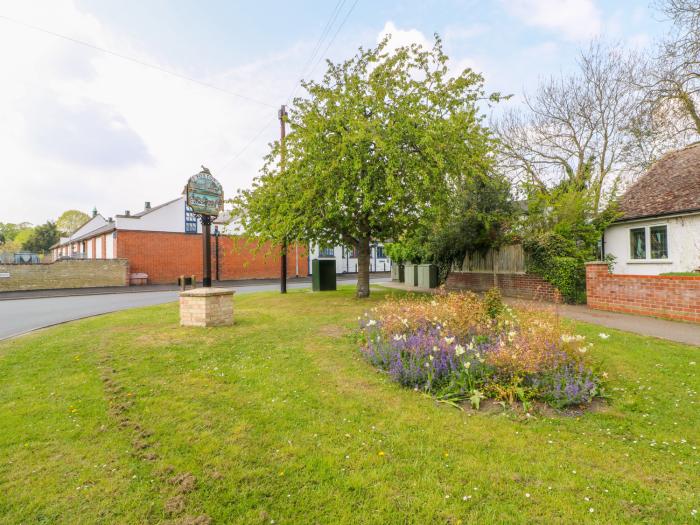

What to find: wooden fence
left=457, top=244, right=527, bottom=274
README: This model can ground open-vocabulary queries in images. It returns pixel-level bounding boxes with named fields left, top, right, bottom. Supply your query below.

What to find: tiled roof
left=618, top=143, right=700, bottom=221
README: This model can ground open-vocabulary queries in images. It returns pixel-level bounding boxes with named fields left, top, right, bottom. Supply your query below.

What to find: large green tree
left=234, top=36, right=500, bottom=297
left=22, top=222, right=60, bottom=254
left=56, top=209, right=90, bottom=235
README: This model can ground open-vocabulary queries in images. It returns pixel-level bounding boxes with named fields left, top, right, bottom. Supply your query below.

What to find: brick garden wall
left=117, top=230, right=309, bottom=284
left=586, top=262, right=700, bottom=323
left=0, top=259, right=128, bottom=291
left=445, top=271, right=562, bottom=302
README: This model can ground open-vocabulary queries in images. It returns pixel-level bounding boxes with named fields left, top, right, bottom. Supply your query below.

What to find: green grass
left=0, top=286, right=698, bottom=524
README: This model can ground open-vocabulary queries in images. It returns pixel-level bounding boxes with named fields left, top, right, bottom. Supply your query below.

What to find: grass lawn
left=0, top=286, right=698, bottom=524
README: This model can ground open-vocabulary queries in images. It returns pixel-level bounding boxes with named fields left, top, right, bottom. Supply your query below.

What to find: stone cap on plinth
left=179, top=287, right=235, bottom=298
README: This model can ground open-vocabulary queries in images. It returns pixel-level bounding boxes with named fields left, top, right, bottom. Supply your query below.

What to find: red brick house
left=50, top=197, right=307, bottom=284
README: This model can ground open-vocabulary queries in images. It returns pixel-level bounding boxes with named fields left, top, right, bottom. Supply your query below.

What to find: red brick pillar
left=585, top=261, right=609, bottom=308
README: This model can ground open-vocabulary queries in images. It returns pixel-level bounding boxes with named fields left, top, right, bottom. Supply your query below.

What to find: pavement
left=378, top=281, right=700, bottom=347
left=0, top=275, right=391, bottom=341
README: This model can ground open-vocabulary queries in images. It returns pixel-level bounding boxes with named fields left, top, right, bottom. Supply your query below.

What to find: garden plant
left=359, top=289, right=604, bottom=410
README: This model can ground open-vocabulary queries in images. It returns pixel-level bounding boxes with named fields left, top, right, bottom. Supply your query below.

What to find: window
left=347, top=246, right=358, bottom=258
left=185, top=205, right=197, bottom=234
left=630, top=228, right=645, bottom=259
left=319, top=247, right=335, bottom=257
left=650, top=225, right=668, bottom=259
left=629, top=224, right=669, bottom=260
left=375, top=245, right=385, bottom=259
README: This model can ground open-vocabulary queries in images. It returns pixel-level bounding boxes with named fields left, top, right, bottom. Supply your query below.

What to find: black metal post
left=214, top=226, right=220, bottom=282
left=281, top=238, right=287, bottom=294
left=201, top=215, right=212, bottom=287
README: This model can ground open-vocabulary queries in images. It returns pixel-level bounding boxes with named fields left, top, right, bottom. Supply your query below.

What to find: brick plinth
left=445, top=271, right=562, bottom=303
left=586, top=261, right=700, bottom=323
left=179, top=287, right=235, bottom=327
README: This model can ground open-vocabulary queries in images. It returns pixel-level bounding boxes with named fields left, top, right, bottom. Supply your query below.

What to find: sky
left=0, top=0, right=670, bottom=224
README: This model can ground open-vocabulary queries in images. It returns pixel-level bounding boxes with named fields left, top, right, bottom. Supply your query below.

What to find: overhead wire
left=0, top=13, right=277, bottom=108
left=218, top=0, right=359, bottom=172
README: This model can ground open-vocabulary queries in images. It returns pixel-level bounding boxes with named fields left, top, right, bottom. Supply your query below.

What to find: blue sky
left=0, top=1, right=671, bottom=223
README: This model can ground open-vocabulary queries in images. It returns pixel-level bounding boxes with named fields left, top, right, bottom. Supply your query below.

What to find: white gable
left=115, top=197, right=200, bottom=233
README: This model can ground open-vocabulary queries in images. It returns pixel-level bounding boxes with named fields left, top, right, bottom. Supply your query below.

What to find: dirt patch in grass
left=165, top=495, right=186, bottom=516
left=169, top=473, right=197, bottom=494
left=176, top=515, right=212, bottom=525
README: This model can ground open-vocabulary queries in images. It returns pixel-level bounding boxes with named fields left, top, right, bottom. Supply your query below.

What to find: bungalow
left=50, top=196, right=307, bottom=284
left=603, top=143, right=700, bottom=275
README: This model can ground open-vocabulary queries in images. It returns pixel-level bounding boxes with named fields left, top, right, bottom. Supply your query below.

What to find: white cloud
left=377, top=21, right=432, bottom=52
left=502, top=0, right=602, bottom=42
left=0, top=1, right=304, bottom=224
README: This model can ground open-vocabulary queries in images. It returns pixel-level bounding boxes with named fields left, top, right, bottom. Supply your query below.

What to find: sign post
left=180, top=166, right=235, bottom=327
left=185, top=166, right=223, bottom=288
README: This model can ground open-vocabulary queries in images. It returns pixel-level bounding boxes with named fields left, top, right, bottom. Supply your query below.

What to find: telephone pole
left=279, top=104, right=288, bottom=294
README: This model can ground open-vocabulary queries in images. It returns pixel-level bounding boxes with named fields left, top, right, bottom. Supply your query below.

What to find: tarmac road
left=0, top=277, right=390, bottom=341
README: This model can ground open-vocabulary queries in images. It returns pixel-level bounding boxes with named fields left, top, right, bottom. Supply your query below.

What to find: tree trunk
left=357, top=235, right=371, bottom=298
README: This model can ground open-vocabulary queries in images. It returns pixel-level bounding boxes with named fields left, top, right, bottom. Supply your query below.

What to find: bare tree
left=635, top=1, right=700, bottom=152
left=495, top=42, right=642, bottom=212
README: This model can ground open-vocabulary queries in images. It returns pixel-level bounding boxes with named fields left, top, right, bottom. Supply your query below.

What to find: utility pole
left=279, top=104, right=288, bottom=294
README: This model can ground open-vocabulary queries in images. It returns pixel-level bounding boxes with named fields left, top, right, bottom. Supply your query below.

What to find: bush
left=359, top=293, right=603, bottom=408
left=524, top=233, right=587, bottom=303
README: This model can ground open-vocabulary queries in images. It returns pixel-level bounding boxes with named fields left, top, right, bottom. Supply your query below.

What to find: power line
left=0, top=14, right=277, bottom=108
left=218, top=115, right=278, bottom=171
left=219, top=0, right=354, bottom=171
left=306, top=0, right=360, bottom=81
left=285, top=0, right=346, bottom=104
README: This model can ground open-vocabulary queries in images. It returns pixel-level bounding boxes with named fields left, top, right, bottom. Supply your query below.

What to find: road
left=0, top=277, right=390, bottom=341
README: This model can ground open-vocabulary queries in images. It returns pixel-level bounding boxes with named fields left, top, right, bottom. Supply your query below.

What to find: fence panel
left=459, top=245, right=526, bottom=274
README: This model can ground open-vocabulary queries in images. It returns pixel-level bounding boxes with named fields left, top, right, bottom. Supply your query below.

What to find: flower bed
left=359, top=290, right=604, bottom=409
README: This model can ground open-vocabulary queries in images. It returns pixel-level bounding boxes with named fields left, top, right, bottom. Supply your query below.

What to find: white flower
left=589, top=508, right=594, bottom=513
left=429, top=355, right=434, bottom=361
left=432, top=345, right=439, bottom=353
left=525, top=493, right=530, bottom=498
left=393, top=334, right=403, bottom=341
left=367, top=319, right=377, bottom=327
left=430, top=300, right=437, bottom=306
left=598, top=333, right=610, bottom=340
left=454, top=345, right=465, bottom=356
left=444, top=336, right=455, bottom=345
left=464, top=361, right=471, bottom=369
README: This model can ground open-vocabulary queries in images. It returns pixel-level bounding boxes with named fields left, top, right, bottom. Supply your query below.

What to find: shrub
left=359, top=293, right=603, bottom=409
left=524, top=233, right=587, bottom=303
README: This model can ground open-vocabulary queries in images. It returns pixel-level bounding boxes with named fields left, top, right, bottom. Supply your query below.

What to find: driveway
left=0, top=277, right=390, bottom=341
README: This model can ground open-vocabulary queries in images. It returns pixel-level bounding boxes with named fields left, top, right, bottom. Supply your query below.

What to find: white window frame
left=627, top=223, right=671, bottom=263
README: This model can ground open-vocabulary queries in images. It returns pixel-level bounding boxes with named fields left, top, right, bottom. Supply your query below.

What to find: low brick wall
left=446, top=271, right=561, bottom=302
left=586, top=262, right=700, bottom=323
left=0, top=259, right=129, bottom=292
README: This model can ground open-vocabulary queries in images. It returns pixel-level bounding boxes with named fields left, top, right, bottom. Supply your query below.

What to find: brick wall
left=0, top=259, right=128, bottom=291
left=586, top=262, right=700, bottom=323
left=116, top=230, right=309, bottom=284
left=446, top=271, right=562, bottom=302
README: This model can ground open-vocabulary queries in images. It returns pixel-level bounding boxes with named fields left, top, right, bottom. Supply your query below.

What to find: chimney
left=108, top=217, right=113, bottom=222
left=144, top=201, right=151, bottom=210
left=125, top=210, right=130, bottom=216
left=92, top=206, right=98, bottom=218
